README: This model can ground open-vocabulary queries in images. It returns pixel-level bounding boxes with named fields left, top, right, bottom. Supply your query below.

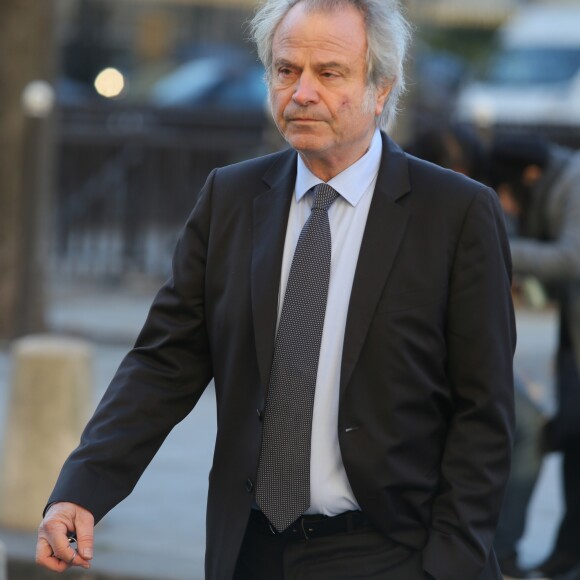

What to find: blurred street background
left=1, top=0, right=580, bottom=578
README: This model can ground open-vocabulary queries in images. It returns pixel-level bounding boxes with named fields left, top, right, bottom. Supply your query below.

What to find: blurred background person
left=492, top=375, right=545, bottom=580
left=490, top=135, right=580, bottom=580
left=404, top=122, right=488, bottom=182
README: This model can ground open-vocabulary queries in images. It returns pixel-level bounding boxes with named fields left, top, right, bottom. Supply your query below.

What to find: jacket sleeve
left=45, top=170, right=218, bottom=523
left=511, top=156, right=580, bottom=281
left=423, top=186, right=516, bottom=580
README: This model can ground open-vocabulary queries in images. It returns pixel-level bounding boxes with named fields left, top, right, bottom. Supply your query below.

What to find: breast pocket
left=376, top=285, right=448, bottom=314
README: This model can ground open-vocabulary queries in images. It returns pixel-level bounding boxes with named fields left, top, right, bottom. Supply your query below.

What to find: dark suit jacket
left=48, top=133, right=516, bottom=580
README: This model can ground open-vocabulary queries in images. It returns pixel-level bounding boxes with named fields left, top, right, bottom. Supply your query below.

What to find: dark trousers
left=233, top=511, right=504, bottom=579
left=551, top=299, right=580, bottom=556
left=552, top=349, right=580, bottom=555
left=233, top=512, right=430, bottom=580
left=493, top=385, right=544, bottom=559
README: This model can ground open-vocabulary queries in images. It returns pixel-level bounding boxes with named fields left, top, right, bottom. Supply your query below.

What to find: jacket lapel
left=340, top=134, right=411, bottom=396
left=251, top=149, right=297, bottom=392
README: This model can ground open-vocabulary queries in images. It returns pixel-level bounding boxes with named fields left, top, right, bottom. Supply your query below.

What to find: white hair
left=250, top=0, right=412, bottom=129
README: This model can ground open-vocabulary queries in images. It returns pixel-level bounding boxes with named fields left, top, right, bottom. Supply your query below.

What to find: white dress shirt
left=277, top=129, right=382, bottom=516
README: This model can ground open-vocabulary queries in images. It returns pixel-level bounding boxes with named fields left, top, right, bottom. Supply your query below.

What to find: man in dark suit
left=36, top=1, right=515, bottom=579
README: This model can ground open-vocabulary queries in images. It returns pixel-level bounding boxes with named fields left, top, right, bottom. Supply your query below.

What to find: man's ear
left=522, top=164, right=543, bottom=186
left=374, top=82, right=393, bottom=117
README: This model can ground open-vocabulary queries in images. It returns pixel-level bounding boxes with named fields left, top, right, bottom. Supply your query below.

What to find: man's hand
left=36, top=502, right=94, bottom=572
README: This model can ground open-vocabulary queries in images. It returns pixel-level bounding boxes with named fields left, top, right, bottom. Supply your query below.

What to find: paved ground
left=0, top=280, right=567, bottom=579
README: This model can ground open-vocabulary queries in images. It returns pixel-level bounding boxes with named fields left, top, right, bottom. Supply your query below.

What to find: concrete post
left=0, top=334, right=92, bottom=531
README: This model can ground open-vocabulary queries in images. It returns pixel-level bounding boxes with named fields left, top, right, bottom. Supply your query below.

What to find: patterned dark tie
left=256, top=183, right=340, bottom=532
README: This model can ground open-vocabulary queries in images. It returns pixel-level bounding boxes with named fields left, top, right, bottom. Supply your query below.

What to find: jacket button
left=245, top=479, right=254, bottom=493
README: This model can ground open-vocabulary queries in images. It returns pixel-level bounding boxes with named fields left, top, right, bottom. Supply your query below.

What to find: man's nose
left=292, top=73, right=319, bottom=106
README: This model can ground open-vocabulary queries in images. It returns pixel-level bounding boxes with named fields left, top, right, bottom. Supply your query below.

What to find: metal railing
left=52, top=103, right=272, bottom=281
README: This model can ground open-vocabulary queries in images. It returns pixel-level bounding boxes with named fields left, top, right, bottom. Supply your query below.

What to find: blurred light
left=21, top=80, right=55, bottom=118
left=472, top=99, right=495, bottom=129
left=94, top=68, right=125, bottom=99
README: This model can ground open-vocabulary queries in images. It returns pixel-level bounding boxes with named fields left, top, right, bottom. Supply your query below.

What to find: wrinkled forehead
left=272, top=2, right=368, bottom=62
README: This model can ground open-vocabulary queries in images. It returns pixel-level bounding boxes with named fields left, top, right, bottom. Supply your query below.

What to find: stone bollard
left=0, top=335, right=92, bottom=531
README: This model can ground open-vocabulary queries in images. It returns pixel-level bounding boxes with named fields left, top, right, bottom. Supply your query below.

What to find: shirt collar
left=295, top=129, right=383, bottom=207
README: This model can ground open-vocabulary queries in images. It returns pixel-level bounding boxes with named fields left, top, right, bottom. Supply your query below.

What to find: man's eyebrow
left=273, top=58, right=295, bottom=68
left=272, top=59, right=350, bottom=73
left=317, top=61, right=350, bottom=72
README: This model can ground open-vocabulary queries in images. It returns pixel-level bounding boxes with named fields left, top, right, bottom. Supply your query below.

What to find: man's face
left=269, top=2, right=391, bottom=177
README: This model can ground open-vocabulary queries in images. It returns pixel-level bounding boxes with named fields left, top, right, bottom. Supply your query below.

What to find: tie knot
left=312, top=183, right=339, bottom=212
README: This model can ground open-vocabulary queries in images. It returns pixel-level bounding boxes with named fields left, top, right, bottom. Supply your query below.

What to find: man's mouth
left=288, top=118, right=321, bottom=123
